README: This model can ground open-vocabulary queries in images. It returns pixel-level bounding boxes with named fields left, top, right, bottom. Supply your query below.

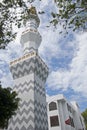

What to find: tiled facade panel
left=8, top=55, right=48, bottom=130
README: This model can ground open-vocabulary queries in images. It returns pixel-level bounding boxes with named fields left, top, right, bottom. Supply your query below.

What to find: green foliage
left=0, top=83, right=20, bottom=129
left=0, top=0, right=87, bottom=48
left=52, top=0, right=87, bottom=31
left=0, top=0, right=31, bottom=48
left=82, top=109, right=87, bottom=130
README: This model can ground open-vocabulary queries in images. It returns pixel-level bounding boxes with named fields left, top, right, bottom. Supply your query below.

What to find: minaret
left=21, top=6, right=42, bottom=54
left=8, top=6, right=49, bottom=130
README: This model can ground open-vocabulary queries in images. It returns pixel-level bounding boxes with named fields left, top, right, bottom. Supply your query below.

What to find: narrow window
left=80, top=116, right=83, bottom=126
left=67, top=103, right=72, bottom=113
left=50, top=116, right=59, bottom=127
left=69, top=116, right=75, bottom=127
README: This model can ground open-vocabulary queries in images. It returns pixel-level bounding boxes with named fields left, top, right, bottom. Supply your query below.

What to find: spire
left=25, top=6, right=40, bottom=29
left=20, top=6, right=42, bottom=55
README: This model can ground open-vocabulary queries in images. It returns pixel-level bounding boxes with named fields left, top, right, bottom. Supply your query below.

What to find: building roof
left=46, top=94, right=78, bottom=112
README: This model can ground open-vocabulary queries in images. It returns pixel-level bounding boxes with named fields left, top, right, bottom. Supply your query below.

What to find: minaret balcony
left=20, top=29, right=42, bottom=54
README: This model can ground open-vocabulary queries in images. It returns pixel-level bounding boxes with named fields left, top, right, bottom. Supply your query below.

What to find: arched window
left=49, top=102, right=57, bottom=111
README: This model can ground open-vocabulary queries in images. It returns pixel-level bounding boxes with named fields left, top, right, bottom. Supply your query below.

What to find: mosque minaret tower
left=8, top=6, right=49, bottom=130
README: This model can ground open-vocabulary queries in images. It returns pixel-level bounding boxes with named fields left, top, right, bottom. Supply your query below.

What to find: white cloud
left=47, top=70, right=70, bottom=90
left=37, top=0, right=48, bottom=9
left=0, top=40, right=22, bottom=87
left=46, top=32, right=87, bottom=97
left=1, top=73, right=13, bottom=88
left=0, top=69, right=3, bottom=77
left=70, top=33, right=87, bottom=94
left=39, top=27, right=61, bottom=61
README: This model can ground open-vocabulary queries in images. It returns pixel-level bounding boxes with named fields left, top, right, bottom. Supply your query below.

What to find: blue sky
left=0, top=0, right=87, bottom=112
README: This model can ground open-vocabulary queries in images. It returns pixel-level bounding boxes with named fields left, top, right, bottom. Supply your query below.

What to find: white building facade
left=47, top=94, right=85, bottom=130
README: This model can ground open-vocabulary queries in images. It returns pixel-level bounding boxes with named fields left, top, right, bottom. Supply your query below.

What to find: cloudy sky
left=0, top=0, right=87, bottom=112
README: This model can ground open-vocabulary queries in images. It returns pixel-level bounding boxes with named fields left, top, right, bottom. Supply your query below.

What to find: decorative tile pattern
left=10, top=56, right=48, bottom=81
left=8, top=53, right=49, bottom=130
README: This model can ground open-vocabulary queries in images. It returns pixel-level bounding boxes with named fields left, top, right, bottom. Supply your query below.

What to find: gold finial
left=29, top=6, right=37, bottom=15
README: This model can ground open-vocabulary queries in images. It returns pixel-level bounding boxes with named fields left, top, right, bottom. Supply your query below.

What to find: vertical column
left=58, top=101, right=66, bottom=130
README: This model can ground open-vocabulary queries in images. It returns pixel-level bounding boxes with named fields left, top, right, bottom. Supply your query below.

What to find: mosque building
left=8, top=6, right=85, bottom=130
